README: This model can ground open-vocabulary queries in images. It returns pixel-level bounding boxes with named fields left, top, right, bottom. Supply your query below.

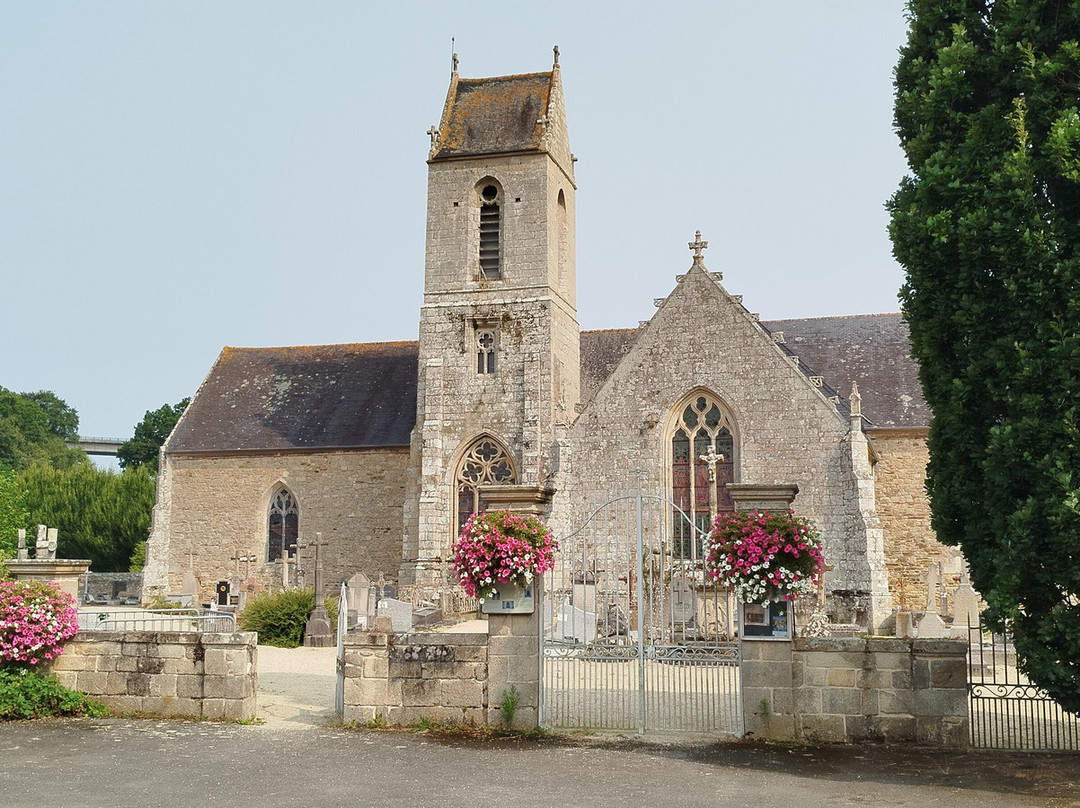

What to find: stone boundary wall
left=742, top=637, right=968, bottom=747
left=341, top=612, right=540, bottom=730
left=341, top=632, right=489, bottom=726
left=47, top=631, right=257, bottom=720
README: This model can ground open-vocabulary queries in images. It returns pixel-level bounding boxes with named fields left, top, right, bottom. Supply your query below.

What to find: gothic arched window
left=670, top=393, right=736, bottom=561
left=455, top=438, right=516, bottom=533
left=267, top=487, right=299, bottom=562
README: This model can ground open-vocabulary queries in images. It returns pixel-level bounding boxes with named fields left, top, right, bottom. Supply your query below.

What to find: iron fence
left=77, top=608, right=236, bottom=633
left=968, top=623, right=1080, bottom=751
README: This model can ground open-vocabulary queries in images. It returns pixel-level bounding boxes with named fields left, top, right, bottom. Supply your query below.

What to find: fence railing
left=968, top=623, right=1080, bottom=751
left=77, top=609, right=236, bottom=633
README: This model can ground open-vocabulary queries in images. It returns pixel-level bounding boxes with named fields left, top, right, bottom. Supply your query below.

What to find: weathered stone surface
left=45, top=632, right=256, bottom=720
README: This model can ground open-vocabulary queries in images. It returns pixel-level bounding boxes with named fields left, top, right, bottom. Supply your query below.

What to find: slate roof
left=764, top=314, right=928, bottom=428
left=579, top=314, right=927, bottom=428
left=432, top=72, right=553, bottom=160
left=168, top=315, right=926, bottom=454
left=167, top=342, right=419, bottom=453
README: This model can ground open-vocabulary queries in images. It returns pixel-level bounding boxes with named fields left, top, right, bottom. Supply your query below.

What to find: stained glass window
left=268, top=488, right=298, bottom=563
left=455, top=438, right=516, bottom=533
left=670, top=394, right=735, bottom=561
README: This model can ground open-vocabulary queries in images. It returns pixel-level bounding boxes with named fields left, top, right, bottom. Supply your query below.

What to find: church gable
left=168, top=342, right=419, bottom=453
left=574, top=263, right=849, bottom=453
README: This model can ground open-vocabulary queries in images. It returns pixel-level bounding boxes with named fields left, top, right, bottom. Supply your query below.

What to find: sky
left=2, top=1, right=912, bottom=441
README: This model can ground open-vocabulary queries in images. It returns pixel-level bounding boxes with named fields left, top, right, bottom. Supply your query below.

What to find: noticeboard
left=740, top=599, right=794, bottom=640
left=480, top=581, right=536, bottom=614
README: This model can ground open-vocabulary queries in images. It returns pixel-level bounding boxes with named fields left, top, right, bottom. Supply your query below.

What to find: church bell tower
left=401, top=48, right=579, bottom=586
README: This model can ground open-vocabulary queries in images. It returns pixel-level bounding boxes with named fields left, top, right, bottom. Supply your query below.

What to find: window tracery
left=268, top=487, right=298, bottom=563
left=670, top=394, right=735, bottom=561
left=455, top=438, right=515, bottom=533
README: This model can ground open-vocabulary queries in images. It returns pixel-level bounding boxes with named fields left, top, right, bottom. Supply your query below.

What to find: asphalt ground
left=2, top=718, right=1080, bottom=807
left=2, top=643, right=1079, bottom=806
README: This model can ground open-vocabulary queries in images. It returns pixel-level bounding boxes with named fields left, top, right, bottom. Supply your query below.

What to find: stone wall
left=47, top=631, right=257, bottom=720
left=340, top=611, right=540, bottom=730
left=868, top=428, right=960, bottom=612
left=145, top=448, right=408, bottom=605
left=742, top=637, right=968, bottom=747
left=341, top=631, right=489, bottom=726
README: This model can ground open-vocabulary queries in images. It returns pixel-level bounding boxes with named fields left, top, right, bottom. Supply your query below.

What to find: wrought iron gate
left=540, top=491, right=742, bottom=735
left=968, top=624, right=1080, bottom=750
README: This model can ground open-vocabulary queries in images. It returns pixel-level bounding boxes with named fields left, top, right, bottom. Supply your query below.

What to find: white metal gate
left=540, top=491, right=742, bottom=735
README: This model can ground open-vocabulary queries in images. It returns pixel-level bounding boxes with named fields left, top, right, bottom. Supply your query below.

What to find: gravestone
left=671, top=574, right=697, bottom=628
left=916, top=610, right=949, bottom=639
left=347, top=572, right=371, bottom=628
left=951, top=567, right=981, bottom=633
left=376, top=597, right=413, bottom=633
left=555, top=602, right=596, bottom=644
left=412, top=607, right=443, bottom=627
left=572, top=583, right=597, bottom=616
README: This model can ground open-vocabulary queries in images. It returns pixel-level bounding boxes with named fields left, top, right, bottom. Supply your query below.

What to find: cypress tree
left=889, top=0, right=1080, bottom=709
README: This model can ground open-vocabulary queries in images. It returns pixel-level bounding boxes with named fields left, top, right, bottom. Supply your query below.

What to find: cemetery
left=6, top=518, right=1072, bottom=752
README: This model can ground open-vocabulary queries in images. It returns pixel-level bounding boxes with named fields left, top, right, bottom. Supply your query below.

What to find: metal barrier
left=968, top=623, right=1080, bottom=750
left=77, top=609, right=236, bottom=633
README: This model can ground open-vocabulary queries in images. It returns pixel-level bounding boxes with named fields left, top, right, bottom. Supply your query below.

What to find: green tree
left=19, top=391, right=79, bottom=441
left=0, top=469, right=29, bottom=559
left=20, top=464, right=156, bottom=572
left=889, top=1, right=1080, bottom=709
left=117, top=398, right=190, bottom=473
left=0, top=388, right=85, bottom=471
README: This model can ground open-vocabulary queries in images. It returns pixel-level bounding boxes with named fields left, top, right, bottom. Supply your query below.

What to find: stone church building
left=144, top=53, right=947, bottom=632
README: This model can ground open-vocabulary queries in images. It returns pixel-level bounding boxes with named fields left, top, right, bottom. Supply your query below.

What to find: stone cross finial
left=427, top=125, right=439, bottom=149
left=689, top=231, right=708, bottom=265
left=850, top=381, right=862, bottom=418
left=452, top=51, right=458, bottom=74
left=553, top=45, right=560, bottom=67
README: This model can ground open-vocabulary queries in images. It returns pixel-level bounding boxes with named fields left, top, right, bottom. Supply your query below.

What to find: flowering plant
left=704, top=509, right=825, bottom=603
left=453, top=510, right=558, bottom=600
left=0, top=580, right=79, bottom=667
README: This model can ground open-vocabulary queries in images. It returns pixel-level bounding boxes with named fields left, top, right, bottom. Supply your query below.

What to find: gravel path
left=256, top=644, right=337, bottom=728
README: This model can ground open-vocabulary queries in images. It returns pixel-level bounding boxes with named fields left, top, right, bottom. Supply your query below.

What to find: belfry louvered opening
left=479, top=184, right=501, bottom=279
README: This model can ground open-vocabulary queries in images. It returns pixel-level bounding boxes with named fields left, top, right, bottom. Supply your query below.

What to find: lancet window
left=267, top=487, right=299, bottom=563
left=670, top=394, right=735, bottom=561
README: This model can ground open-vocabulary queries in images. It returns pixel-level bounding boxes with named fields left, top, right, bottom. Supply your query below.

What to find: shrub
left=0, top=580, right=78, bottom=666
left=0, top=668, right=106, bottom=719
left=239, top=588, right=339, bottom=647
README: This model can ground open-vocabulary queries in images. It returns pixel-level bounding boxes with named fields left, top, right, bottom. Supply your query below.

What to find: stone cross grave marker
left=671, top=574, right=697, bottom=629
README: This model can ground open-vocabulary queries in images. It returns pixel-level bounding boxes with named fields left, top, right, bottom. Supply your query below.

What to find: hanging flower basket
left=0, top=580, right=79, bottom=667
left=453, top=510, right=558, bottom=601
left=704, top=509, right=825, bottom=604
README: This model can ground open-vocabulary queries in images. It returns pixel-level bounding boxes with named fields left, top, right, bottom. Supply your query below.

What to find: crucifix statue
left=301, top=532, right=327, bottom=608
left=698, top=445, right=725, bottom=521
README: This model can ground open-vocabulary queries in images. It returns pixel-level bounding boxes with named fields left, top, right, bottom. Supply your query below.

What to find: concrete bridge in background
left=68, top=436, right=124, bottom=456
